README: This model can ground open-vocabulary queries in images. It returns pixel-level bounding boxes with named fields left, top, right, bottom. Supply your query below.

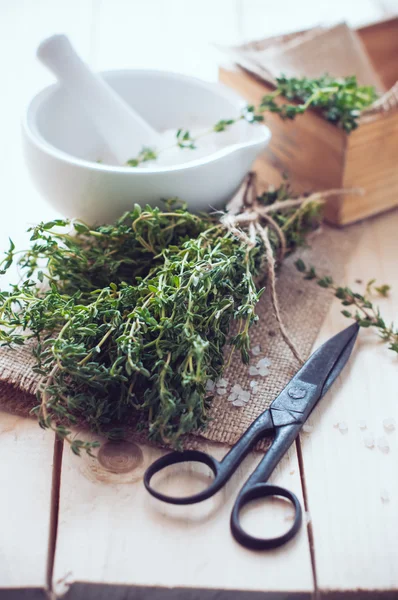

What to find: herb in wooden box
left=219, top=17, right=398, bottom=226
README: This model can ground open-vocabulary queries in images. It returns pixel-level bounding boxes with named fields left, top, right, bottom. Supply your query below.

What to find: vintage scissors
left=144, top=323, right=359, bottom=550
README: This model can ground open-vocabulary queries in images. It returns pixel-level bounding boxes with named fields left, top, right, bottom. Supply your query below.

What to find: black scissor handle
left=231, top=483, right=302, bottom=550
left=144, top=449, right=222, bottom=505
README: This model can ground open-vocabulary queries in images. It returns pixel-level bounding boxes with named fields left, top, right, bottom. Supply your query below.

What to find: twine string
left=222, top=174, right=363, bottom=364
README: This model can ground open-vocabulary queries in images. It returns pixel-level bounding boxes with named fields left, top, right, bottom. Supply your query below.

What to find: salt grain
left=231, top=384, right=243, bottom=393
left=239, top=390, right=251, bottom=403
left=227, top=392, right=238, bottom=403
left=257, top=357, right=272, bottom=369
left=364, top=434, right=375, bottom=449
left=380, top=489, right=390, bottom=503
left=383, top=417, right=396, bottom=432
left=303, top=424, right=314, bottom=434
left=305, top=511, right=311, bottom=524
left=338, top=421, right=348, bottom=434
left=216, top=387, right=227, bottom=396
left=250, top=380, right=259, bottom=390
left=251, top=345, right=261, bottom=356
left=358, top=420, right=367, bottom=430
left=258, top=366, right=270, bottom=377
left=205, top=379, right=215, bottom=392
left=216, top=378, right=228, bottom=388
left=333, top=422, right=340, bottom=429
left=377, top=436, right=390, bottom=454
left=249, top=366, right=260, bottom=376
left=232, top=399, right=246, bottom=407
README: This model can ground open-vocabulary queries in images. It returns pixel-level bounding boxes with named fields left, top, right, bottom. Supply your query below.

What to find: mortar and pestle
left=22, top=35, right=270, bottom=224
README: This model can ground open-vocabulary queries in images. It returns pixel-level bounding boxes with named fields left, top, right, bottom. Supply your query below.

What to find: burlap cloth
left=220, top=21, right=398, bottom=121
left=0, top=223, right=362, bottom=448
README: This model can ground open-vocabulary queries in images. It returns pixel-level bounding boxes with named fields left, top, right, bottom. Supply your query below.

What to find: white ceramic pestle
left=37, top=34, right=162, bottom=163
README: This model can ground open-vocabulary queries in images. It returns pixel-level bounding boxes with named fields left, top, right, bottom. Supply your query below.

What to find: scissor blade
left=269, top=323, right=359, bottom=417
left=320, top=324, right=359, bottom=397
left=295, top=322, right=359, bottom=389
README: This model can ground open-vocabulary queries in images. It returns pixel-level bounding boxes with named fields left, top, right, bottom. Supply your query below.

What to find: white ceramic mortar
left=22, top=69, right=271, bottom=224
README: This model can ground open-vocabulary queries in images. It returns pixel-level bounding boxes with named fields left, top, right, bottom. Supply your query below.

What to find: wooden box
left=219, top=17, right=398, bottom=226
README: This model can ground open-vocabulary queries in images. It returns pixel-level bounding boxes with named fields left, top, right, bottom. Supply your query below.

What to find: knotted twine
left=221, top=172, right=361, bottom=365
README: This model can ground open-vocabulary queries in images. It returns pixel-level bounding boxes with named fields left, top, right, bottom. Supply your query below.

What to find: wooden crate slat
left=340, top=110, right=398, bottom=225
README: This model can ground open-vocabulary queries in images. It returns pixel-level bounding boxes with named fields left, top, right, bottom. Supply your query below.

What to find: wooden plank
left=52, top=438, right=314, bottom=597
left=299, top=209, right=398, bottom=596
left=0, top=411, right=55, bottom=593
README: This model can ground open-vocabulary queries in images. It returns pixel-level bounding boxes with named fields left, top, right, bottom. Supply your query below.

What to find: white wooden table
left=1, top=1, right=397, bottom=598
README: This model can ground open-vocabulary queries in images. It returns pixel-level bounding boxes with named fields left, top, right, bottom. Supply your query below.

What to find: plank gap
left=46, top=438, right=64, bottom=594
left=295, top=438, right=319, bottom=598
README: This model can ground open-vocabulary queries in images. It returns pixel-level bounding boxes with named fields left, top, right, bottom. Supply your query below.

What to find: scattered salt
left=377, top=436, right=390, bottom=454
left=216, top=387, right=227, bottom=396
left=250, top=380, right=259, bottom=390
left=364, top=434, right=375, bottom=449
left=383, top=417, right=396, bottom=432
left=239, top=390, right=251, bottom=403
left=305, top=511, right=311, bottom=524
left=140, top=126, right=236, bottom=168
left=380, top=489, right=390, bottom=503
left=333, top=422, right=340, bottom=429
left=249, top=366, right=260, bottom=376
left=358, top=420, right=367, bottom=430
left=257, top=357, right=272, bottom=369
left=231, top=384, right=243, bottom=394
left=227, top=385, right=251, bottom=407
left=258, top=366, right=270, bottom=377
left=232, top=398, right=246, bottom=407
left=216, top=378, right=228, bottom=388
left=338, top=421, right=348, bottom=434
left=303, top=424, right=314, bottom=434
left=205, top=379, right=215, bottom=392
left=251, top=345, right=261, bottom=356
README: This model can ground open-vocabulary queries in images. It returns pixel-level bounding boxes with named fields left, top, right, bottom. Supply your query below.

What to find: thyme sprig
left=295, top=260, right=398, bottom=354
left=0, top=189, right=322, bottom=453
left=127, top=75, right=377, bottom=167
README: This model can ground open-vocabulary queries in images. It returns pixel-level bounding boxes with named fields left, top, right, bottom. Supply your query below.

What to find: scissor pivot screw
left=288, top=387, right=307, bottom=400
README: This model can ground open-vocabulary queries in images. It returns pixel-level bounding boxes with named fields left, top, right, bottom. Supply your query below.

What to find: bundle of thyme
left=0, top=187, right=322, bottom=454
left=127, top=75, right=378, bottom=167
